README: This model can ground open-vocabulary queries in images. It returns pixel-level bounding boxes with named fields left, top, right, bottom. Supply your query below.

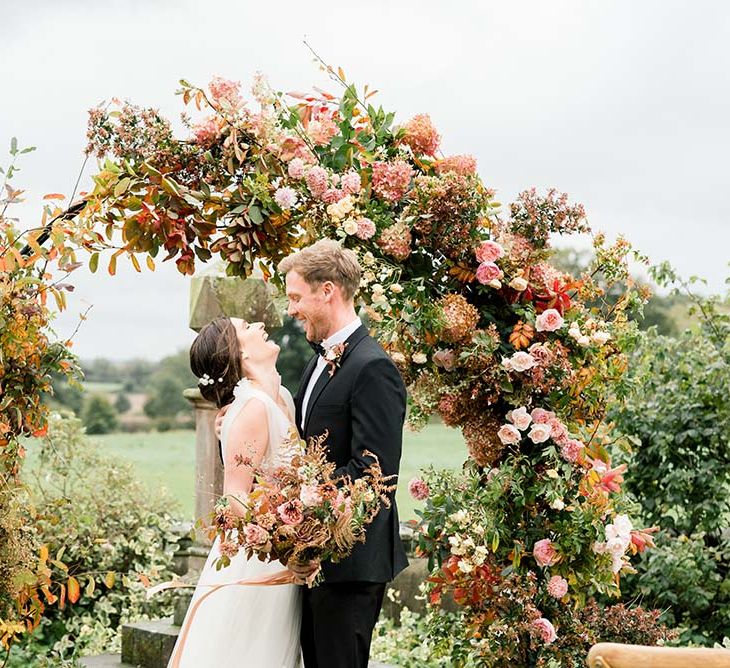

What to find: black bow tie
left=308, top=340, right=325, bottom=357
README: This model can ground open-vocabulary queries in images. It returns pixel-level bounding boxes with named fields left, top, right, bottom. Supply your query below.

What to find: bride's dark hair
left=190, top=317, right=244, bottom=408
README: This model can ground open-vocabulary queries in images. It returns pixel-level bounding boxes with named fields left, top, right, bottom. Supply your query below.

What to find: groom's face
left=285, top=270, right=330, bottom=343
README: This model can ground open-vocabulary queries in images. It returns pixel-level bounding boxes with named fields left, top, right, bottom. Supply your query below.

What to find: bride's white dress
left=168, top=379, right=302, bottom=668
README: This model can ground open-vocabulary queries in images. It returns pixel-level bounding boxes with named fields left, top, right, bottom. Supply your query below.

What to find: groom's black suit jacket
left=294, top=324, right=409, bottom=584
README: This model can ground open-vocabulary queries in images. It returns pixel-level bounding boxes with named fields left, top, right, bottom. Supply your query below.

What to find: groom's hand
left=214, top=404, right=231, bottom=441
left=287, top=559, right=320, bottom=585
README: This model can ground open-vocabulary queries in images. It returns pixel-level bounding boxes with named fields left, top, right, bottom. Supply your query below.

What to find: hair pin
left=198, top=373, right=223, bottom=386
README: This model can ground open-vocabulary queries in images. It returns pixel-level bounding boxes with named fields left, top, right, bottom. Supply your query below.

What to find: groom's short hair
left=278, top=239, right=361, bottom=301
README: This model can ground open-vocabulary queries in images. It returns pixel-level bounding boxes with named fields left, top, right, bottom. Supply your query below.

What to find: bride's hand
left=214, top=404, right=231, bottom=440
left=287, top=559, right=320, bottom=586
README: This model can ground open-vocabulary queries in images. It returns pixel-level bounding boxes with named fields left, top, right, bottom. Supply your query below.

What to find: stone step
left=78, top=654, right=138, bottom=667
left=121, top=618, right=178, bottom=668
left=81, top=652, right=395, bottom=668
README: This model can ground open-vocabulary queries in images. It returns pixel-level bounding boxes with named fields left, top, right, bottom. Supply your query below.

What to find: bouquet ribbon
left=151, top=569, right=297, bottom=668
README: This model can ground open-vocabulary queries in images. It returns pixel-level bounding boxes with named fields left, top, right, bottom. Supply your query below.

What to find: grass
left=83, top=381, right=124, bottom=394
left=25, top=423, right=466, bottom=522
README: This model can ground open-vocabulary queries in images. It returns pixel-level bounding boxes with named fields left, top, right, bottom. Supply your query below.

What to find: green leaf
left=89, top=252, right=99, bottom=273
left=10, top=137, right=17, bottom=155
left=248, top=206, right=263, bottom=225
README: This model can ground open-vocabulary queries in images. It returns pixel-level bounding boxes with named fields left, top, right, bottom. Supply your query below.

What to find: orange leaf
left=146, top=256, right=155, bottom=272
left=59, top=583, right=66, bottom=609
left=43, top=193, right=65, bottom=200
left=67, top=576, right=80, bottom=604
left=337, top=66, right=346, bottom=81
left=138, top=573, right=151, bottom=588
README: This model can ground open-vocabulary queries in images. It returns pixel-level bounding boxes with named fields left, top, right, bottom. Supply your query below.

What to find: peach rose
left=497, top=424, right=521, bottom=445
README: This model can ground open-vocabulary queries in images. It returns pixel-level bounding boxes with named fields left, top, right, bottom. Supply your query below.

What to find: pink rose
left=476, top=261, right=504, bottom=285
left=560, top=438, right=584, bottom=463
left=355, top=217, right=376, bottom=240
left=547, top=417, right=569, bottom=445
left=547, top=575, right=568, bottom=599
left=287, top=158, right=306, bottom=179
left=532, top=617, right=557, bottom=644
left=498, top=424, right=521, bottom=445
left=533, top=538, right=559, bottom=567
left=475, top=240, right=505, bottom=263
left=535, top=308, right=565, bottom=332
left=408, top=477, right=430, bottom=501
left=277, top=499, right=304, bottom=526
left=530, top=408, right=555, bottom=424
left=508, top=406, right=532, bottom=431
left=243, top=523, right=270, bottom=548
left=528, top=423, right=552, bottom=443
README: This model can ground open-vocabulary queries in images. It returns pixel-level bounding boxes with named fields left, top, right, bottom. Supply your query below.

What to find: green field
left=82, top=381, right=124, bottom=394
left=25, top=424, right=466, bottom=521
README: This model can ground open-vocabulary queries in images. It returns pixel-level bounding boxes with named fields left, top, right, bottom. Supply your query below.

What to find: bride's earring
left=240, top=349, right=249, bottom=361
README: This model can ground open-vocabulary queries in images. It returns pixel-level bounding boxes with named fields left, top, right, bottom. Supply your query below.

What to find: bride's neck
left=245, top=364, right=280, bottom=400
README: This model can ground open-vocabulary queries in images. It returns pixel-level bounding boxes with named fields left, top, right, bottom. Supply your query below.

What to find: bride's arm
left=222, top=398, right=269, bottom=516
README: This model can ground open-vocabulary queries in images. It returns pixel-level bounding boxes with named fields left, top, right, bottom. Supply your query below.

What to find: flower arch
left=1, top=63, right=662, bottom=660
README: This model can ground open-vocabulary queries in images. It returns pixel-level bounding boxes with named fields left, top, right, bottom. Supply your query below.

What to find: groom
left=278, top=239, right=409, bottom=668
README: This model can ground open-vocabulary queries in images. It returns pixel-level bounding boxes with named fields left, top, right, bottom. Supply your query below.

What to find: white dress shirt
left=300, top=317, right=362, bottom=429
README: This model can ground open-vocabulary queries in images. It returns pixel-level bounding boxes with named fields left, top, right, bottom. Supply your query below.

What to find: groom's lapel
left=303, top=325, right=369, bottom=434
left=296, top=354, right=319, bottom=431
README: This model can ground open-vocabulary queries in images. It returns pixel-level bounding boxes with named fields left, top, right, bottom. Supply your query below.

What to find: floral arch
left=1, top=63, right=664, bottom=663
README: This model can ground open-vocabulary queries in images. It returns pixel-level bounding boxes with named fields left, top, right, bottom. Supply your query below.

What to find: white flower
left=509, top=276, right=529, bottom=291
left=592, top=331, right=611, bottom=345
left=449, top=509, right=470, bottom=525
left=362, top=251, right=376, bottom=266
left=509, top=406, right=532, bottom=431
left=342, top=218, right=358, bottom=235
left=528, top=423, right=552, bottom=443
left=568, top=325, right=582, bottom=340
left=412, top=352, right=428, bottom=364
left=474, top=545, right=488, bottom=564
left=550, top=498, right=565, bottom=511
left=545, top=468, right=559, bottom=479
left=391, top=352, right=406, bottom=364
left=458, top=559, right=474, bottom=574
left=488, top=278, right=502, bottom=289
left=326, top=195, right=354, bottom=221
left=577, top=335, right=591, bottom=346
left=371, top=283, right=384, bottom=294
left=507, top=351, right=537, bottom=372
left=390, top=283, right=404, bottom=294
left=609, top=514, right=633, bottom=541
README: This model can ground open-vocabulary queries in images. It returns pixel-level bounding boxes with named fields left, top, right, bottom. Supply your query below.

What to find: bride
left=168, top=316, right=302, bottom=667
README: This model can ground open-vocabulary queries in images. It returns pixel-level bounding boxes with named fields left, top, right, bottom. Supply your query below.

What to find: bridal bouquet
left=207, top=429, right=394, bottom=584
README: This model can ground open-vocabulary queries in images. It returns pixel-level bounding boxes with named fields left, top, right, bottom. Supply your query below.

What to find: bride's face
left=231, top=318, right=279, bottom=364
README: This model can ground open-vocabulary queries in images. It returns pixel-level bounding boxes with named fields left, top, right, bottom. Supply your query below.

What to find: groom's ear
left=321, top=280, right=336, bottom=301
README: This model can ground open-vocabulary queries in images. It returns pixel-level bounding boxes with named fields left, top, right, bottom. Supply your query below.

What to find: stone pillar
left=183, top=387, right=223, bottom=529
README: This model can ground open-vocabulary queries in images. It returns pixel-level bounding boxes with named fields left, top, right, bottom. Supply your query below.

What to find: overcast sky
left=2, top=1, right=729, bottom=361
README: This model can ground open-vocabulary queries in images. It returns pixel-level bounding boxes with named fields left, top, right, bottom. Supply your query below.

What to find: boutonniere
left=323, top=342, right=348, bottom=377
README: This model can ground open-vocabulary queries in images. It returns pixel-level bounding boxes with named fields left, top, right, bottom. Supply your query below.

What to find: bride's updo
left=190, top=317, right=243, bottom=408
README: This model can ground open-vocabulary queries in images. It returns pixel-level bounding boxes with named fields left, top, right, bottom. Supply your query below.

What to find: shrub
left=9, top=414, right=179, bottom=666
left=612, top=272, right=730, bottom=644
left=82, top=395, right=118, bottom=435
